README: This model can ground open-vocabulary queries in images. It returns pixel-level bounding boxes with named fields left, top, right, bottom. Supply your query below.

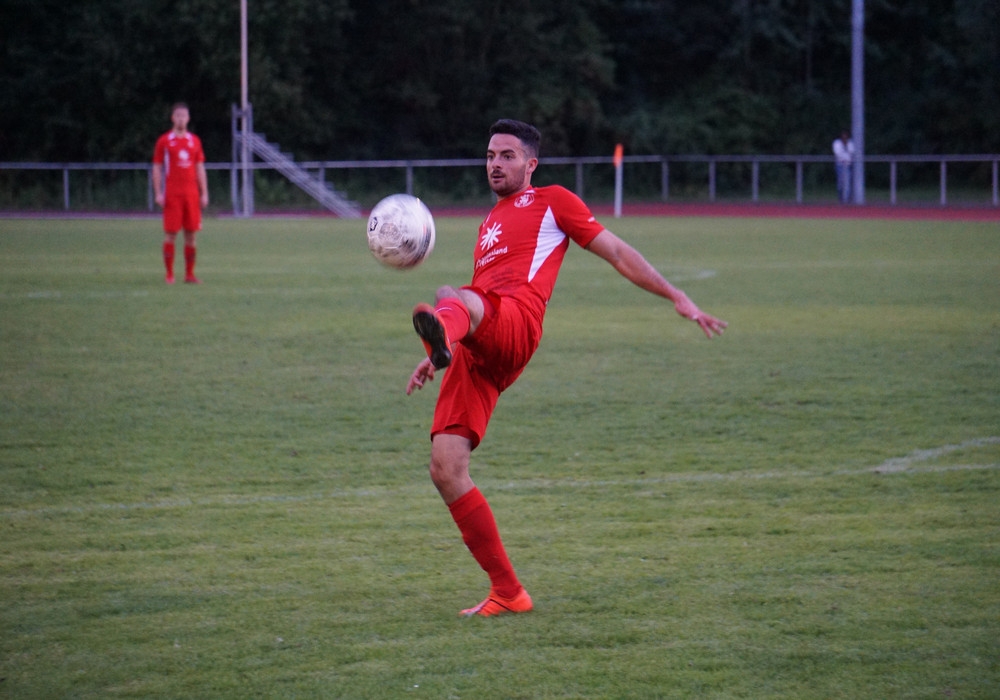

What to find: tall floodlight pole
left=851, top=0, right=865, bottom=204
left=240, top=0, right=248, bottom=111
left=240, top=0, right=253, bottom=217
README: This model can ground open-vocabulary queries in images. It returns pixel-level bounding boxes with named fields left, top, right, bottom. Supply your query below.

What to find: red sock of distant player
left=184, top=244, right=196, bottom=278
left=435, top=297, right=471, bottom=343
left=448, top=487, right=522, bottom=599
left=163, top=241, right=175, bottom=276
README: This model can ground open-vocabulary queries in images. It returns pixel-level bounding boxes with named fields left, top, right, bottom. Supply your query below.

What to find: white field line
left=665, top=269, right=717, bottom=282
left=869, top=437, right=1000, bottom=473
left=0, top=290, right=152, bottom=300
left=1, top=438, right=997, bottom=520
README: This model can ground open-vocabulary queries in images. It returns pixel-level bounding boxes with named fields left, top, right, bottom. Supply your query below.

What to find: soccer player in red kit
left=406, top=119, right=727, bottom=617
left=152, top=103, right=209, bottom=284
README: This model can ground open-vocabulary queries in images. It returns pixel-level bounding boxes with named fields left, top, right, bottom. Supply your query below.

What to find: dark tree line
left=1, top=0, right=997, bottom=164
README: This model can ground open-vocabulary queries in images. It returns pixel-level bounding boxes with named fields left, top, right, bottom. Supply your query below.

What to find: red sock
left=436, top=297, right=471, bottom=343
left=184, top=245, right=196, bottom=277
left=448, top=487, right=522, bottom=599
left=163, top=241, right=175, bottom=275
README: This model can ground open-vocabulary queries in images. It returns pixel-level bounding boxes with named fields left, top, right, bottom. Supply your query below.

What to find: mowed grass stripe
left=2, top=436, right=998, bottom=521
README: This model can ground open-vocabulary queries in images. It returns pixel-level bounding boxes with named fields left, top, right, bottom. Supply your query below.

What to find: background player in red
left=406, top=119, right=727, bottom=617
left=152, top=102, right=209, bottom=284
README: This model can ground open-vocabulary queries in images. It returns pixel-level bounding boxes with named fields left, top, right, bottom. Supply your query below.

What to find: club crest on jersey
left=514, top=192, right=535, bottom=208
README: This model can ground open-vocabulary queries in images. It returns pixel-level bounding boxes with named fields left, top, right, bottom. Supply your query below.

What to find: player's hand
left=154, top=193, right=165, bottom=208
left=406, top=357, right=436, bottom=395
left=674, top=296, right=727, bottom=338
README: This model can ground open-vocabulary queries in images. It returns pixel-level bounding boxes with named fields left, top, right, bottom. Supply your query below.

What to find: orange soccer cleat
left=460, top=588, right=533, bottom=618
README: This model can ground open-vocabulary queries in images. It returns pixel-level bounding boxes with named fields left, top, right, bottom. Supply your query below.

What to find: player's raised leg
left=412, top=287, right=486, bottom=368
left=413, top=302, right=463, bottom=369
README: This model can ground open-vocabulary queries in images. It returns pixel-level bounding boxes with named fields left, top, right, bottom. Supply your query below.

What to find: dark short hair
left=171, top=102, right=189, bottom=114
left=489, top=119, right=541, bottom=159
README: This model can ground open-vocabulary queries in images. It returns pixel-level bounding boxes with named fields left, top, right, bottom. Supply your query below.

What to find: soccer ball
left=366, top=194, right=436, bottom=269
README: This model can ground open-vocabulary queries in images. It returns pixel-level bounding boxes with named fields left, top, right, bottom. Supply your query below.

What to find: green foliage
left=1, top=214, right=998, bottom=697
left=1, top=1, right=997, bottom=163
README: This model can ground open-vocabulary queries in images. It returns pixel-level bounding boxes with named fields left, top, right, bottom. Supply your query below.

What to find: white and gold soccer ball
left=366, top=194, right=436, bottom=269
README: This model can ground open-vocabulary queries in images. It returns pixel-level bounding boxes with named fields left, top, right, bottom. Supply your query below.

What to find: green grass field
left=1, top=214, right=998, bottom=699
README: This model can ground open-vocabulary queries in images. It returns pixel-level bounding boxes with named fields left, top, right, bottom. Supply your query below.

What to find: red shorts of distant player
left=162, top=188, right=202, bottom=234
left=431, top=287, right=543, bottom=449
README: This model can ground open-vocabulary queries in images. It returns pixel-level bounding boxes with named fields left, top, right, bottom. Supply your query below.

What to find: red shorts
left=163, top=189, right=202, bottom=233
left=431, top=288, right=543, bottom=449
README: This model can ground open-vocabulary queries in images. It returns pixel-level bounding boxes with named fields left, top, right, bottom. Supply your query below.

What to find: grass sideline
left=1, top=215, right=998, bottom=699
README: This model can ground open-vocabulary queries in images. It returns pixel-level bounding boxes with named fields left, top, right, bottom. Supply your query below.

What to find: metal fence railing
left=1, top=154, right=998, bottom=213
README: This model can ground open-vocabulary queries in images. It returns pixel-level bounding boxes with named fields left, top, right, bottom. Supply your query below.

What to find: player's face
left=486, top=134, right=537, bottom=198
left=171, top=108, right=190, bottom=133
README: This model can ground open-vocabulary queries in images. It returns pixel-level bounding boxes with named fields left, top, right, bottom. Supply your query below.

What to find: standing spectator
left=832, top=130, right=855, bottom=204
left=152, top=103, right=208, bottom=284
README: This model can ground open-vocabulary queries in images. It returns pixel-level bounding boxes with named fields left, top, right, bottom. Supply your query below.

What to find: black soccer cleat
left=412, top=303, right=452, bottom=369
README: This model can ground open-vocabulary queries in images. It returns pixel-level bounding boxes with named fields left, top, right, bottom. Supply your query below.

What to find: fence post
left=708, top=160, right=716, bottom=202
left=613, top=144, right=623, bottom=218
left=890, top=161, right=897, bottom=205
left=661, top=160, right=669, bottom=201
left=231, top=104, right=238, bottom=215
left=993, top=160, right=999, bottom=207
left=405, top=163, right=414, bottom=196
left=751, top=160, right=759, bottom=202
left=575, top=161, right=585, bottom=199
left=795, top=161, right=803, bottom=203
left=940, top=161, right=947, bottom=206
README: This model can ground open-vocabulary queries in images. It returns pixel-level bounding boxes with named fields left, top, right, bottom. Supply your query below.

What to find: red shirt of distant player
left=153, top=130, right=205, bottom=232
left=153, top=131, right=204, bottom=193
left=472, top=184, right=605, bottom=323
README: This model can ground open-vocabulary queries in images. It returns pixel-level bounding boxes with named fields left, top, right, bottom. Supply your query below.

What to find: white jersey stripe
left=527, top=206, right=566, bottom=282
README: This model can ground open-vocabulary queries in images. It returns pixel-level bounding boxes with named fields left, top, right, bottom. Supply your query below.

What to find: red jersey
left=473, top=185, right=605, bottom=321
left=152, top=130, right=205, bottom=192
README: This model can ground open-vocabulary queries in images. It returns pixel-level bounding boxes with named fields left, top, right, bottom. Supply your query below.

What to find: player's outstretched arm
left=673, top=294, right=728, bottom=339
left=585, top=229, right=727, bottom=338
